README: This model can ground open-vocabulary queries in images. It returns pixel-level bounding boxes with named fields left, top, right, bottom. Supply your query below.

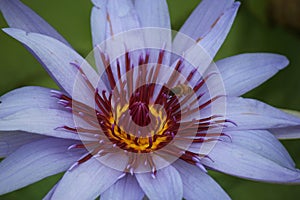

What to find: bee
left=168, top=84, right=193, bottom=98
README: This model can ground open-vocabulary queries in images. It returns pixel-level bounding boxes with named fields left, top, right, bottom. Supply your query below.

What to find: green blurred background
left=0, top=0, right=300, bottom=199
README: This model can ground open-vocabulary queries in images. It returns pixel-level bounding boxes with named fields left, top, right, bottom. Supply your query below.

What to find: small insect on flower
left=168, top=84, right=193, bottom=98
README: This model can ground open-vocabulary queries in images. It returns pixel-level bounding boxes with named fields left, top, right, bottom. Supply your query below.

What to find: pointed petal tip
left=291, top=169, right=300, bottom=183
left=2, top=27, right=10, bottom=33
left=226, top=1, right=240, bottom=11
left=2, top=27, right=24, bottom=36
left=234, top=1, right=241, bottom=7
left=228, top=1, right=240, bottom=17
left=277, top=54, right=290, bottom=70
left=231, top=1, right=241, bottom=12
left=261, top=53, right=290, bottom=70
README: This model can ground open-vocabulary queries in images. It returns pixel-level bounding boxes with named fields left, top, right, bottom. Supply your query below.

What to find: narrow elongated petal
left=92, top=0, right=141, bottom=49
left=0, top=0, right=70, bottom=47
left=199, top=2, right=240, bottom=58
left=102, top=0, right=145, bottom=67
left=91, top=0, right=143, bottom=59
left=202, top=133, right=300, bottom=183
left=177, top=0, right=234, bottom=45
left=51, top=158, right=123, bottom=199
left=173, top=1, right=239, bottom=59
left=173, top=160, right=230, bottom=200
left=225, top=97, right=300, bottom=130
left=227, top=130, right=296, bottom=169
left=215, top=53, right=289, bottom=96
left=3, top=28, right=99, bottom=97
left=135, top=166, right=183, bottom=200
left=101, top=175, right=144, bottom=200
left=0, top=108, right=79, bottom=140
left=134, top=0, right=171, bottom=66
left=0, top=131, right=44, bottom=158
left=106, top=0, right=140, bottom=36
left=0, top=138, right=84, bottom=195
left=91, top=0, right=113, bottom=75
left=0, top=86, right=62, bottom=118
left=172, top=2, right=240, bottom=75
left=91, top=0, right=108, bottom=47
left=92, top=0, right=169, bottom=46
left=134, top=0, right=170, bottom=29
left=271, top=126, right=300, bottom=139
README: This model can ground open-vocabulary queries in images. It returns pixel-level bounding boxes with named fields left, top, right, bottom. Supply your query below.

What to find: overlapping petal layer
left=0, top=138, right=84, bottom=195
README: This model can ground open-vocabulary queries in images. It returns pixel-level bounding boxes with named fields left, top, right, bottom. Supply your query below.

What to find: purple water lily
left=1, top=0, right=300, bottom=199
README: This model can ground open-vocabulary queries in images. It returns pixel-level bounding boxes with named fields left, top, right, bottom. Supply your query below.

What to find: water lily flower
left=1, top=0, right=300, bottom=199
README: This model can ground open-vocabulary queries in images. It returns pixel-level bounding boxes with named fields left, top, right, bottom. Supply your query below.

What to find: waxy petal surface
left=0, top=131, right=44, bottom=158
left=174, top=160, right=230, bottom=200
left=202, top=133, right=300, bottom=183
left=225, top=97, right=300, bottom=130
left=3, top=28, right=99, bottom=98
left=0, top=138, right=84, bottom=195
left=51, top=157, right=123, bottom=199
left=0, top=86, right=63, bottom=118
left=101, top=175, right=144, bottom=200
left=0, top=108, right=79, bottom=140
left=135, top=166, right=183, bottom=200
left=214, top=53, right=289, bottom=96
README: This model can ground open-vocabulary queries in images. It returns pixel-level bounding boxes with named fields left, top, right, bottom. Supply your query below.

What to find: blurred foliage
left=282, top=109, right=300, bottom=117
left=268, top=0, right=300, bottom=32
left=0, top=0, right=300, bottom=199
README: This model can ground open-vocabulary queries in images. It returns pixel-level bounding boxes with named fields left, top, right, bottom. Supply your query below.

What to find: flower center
left=100, top=84, right=181, bottom=153
left=129, top=101, right=150, bottom=127
left=52, top=46, right=232, bottom=175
